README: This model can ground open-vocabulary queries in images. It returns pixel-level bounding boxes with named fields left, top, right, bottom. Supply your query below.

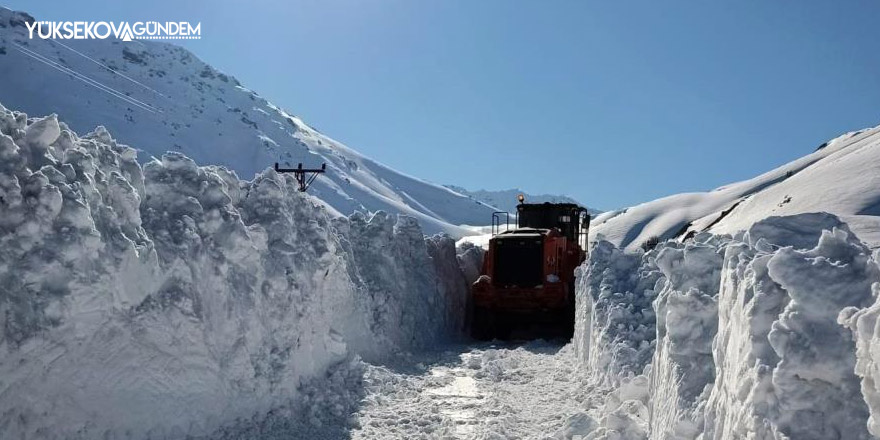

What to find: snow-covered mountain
left=0, top=8, right=497, bottom=236
left=457, top=127, right=880, bottom=252
left=591, top=125, right=880, bottom=250
left=444, top=185, right=601, bottom=216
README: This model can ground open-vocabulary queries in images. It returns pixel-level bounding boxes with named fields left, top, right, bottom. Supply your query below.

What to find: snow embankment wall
left=576, top=213, right=880, bottom=439
left=0, top=103, right=477, bottom=439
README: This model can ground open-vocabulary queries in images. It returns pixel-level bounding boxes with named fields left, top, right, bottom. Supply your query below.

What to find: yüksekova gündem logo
left=25, top=21, right=201, bottom=41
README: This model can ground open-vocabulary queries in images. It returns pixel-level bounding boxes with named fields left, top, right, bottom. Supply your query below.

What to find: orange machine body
left=472, top=227, right=585, bottom=312
left=468, top=202, right=589, bottom=343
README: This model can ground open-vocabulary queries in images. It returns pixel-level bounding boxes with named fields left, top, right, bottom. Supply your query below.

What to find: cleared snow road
left=350, top=341, right=600, bottom=440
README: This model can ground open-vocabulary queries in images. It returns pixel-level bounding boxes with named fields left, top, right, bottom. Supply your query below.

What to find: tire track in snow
left=351, top=341, right=602, bottom=440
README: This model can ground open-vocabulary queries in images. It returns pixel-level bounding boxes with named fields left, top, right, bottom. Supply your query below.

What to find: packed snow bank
left=841, top=254, right=880, bottom=438
left=576, top=213, right=880, bottom=439
left=0, top=103, right=474, bottom=439
left=574, top=240, right=663, bottom=383
left=591, top=126, right=880, bottom=251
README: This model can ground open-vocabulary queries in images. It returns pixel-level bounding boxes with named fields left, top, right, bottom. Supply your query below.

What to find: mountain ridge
left=589, top=126, right=880, bottom=250
left=0, top=7, right=499, bottom=236
left=444, top=185, right=601, bottom=216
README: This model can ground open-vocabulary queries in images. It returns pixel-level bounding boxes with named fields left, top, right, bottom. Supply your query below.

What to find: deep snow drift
left=0, top=101, right=480, bottom=439
left=569, top=118, right=880, bottom=438
left=0, top=8, right=500, bottom=236
left=575, top=213, right=880, bottom=439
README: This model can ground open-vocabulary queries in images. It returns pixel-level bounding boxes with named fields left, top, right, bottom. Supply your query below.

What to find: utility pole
left=274, top=162, right=326, bottom=192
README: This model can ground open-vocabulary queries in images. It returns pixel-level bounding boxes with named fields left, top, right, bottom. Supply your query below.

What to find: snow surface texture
left=0, top=102, right=478, bottom=439
left=841, top=254, right=880, bottom=438
left=349, top=342, right=612, bottom=440
left=590, top=124, right=880, bottom=252
left=203, top=341, right=610, bottom=440
left=574, top=240, right=663, bottom=384
left=576, top=213, right=880, bottom=439
left=0, top=8, right=499, bottom=236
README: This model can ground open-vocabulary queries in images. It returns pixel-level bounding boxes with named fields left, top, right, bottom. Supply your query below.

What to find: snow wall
left=0, top=103, right=481, bottom=439
left=576, top=212, right=880, bottom=439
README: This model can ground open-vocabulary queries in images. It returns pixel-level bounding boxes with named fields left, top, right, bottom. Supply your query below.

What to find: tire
left=562, top=283, right=576, bottom=340
left=470, top=305, right=492, bottom=341
left=561, top=302, right=575, bottom=340
left=493, top=311, right=512, bottom=341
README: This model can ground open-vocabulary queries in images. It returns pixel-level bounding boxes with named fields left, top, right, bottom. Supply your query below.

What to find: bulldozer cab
left=516, top=203, right=589, bottom=247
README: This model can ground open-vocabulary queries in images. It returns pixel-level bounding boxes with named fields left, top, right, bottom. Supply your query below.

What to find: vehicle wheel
left=562, top=284, right=576, bottom=340
left=562, top=303, right=575, bottom=340
left=470, top=305, right=492, bottom=341
left=493, top=311, right=513, bottom=341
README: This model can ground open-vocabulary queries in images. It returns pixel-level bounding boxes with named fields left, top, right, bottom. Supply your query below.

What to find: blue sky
left=7, top=1, right=880, bottom=210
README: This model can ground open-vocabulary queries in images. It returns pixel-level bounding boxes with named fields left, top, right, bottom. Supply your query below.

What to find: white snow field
left=450, top=124, right=880, bottom=438
left=589, top=125, right=880, bottom=251
left=0, top=8, right=500, bottom=236
left=0, top=101, right=484, bottom=439
left=564, top=121, right=880, bottom=438
left=6, top=7, right=880, bottom=440
left=576, top=214, right=880, bottom=439
left=202, top=216, right=880, bottom=439
left=7, top=109, right=880, bottom=440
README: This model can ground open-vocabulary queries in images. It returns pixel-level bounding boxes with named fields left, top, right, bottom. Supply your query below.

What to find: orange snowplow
left=468, top=199, right=589, bottom=340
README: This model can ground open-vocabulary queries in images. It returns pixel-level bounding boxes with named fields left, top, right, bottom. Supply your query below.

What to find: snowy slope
left=591, top=126, right=880, bottom=250
left=445, top=185, right=601, bottom=216
left=0, top=8, right=497, bottom=236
